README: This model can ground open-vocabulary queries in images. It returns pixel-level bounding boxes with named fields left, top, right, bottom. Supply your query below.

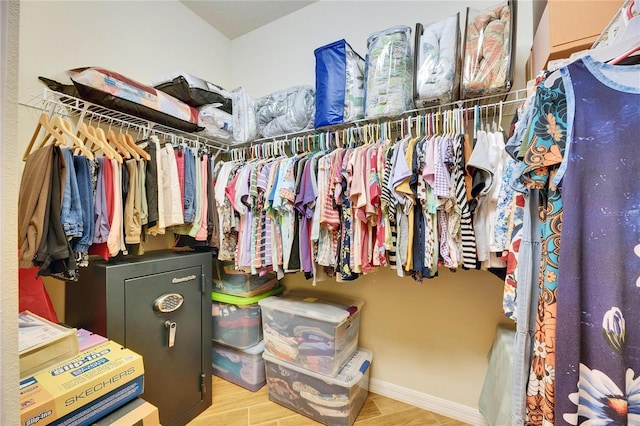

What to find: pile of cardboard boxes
left=19, top=311, right=159, bottom=426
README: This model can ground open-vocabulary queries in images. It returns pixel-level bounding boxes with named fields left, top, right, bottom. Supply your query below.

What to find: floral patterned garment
left=519, top=71, right=567, bottom=425
left=554, top=57, right=640, bottom=425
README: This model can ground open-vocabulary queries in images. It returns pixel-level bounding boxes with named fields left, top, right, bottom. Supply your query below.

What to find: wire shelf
left=20, top=88, right=230, bottom=156
left=247, top=87, right=532, bottom=146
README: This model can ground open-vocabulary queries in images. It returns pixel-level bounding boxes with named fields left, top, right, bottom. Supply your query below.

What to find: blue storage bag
left=314, top=39, right=365, bottom=128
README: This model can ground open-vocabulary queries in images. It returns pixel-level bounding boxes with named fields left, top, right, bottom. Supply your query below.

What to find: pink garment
left=174, top=148, right=185, bottom=215
left=195, top=154, right=209, bottom=241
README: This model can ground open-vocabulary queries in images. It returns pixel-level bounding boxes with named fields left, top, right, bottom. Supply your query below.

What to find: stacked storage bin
left=258, top=290, right=372, bottom=426
left=211, top=260, right=284, bottom=391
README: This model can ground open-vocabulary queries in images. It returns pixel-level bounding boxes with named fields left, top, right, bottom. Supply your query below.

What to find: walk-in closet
left=2, top=1, right=639, bottom=425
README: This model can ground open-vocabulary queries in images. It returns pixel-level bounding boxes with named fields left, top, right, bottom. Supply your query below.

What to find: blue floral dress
left=555, top=56, right=640, bottom=425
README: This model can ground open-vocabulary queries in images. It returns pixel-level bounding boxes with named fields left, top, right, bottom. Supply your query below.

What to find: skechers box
left=258, top=290, right=364, bottom=376
left=264, top=347, right=372, bottom=426
left=212, top=284, right=285, bottom=349
left=19, top=340, right=144, bottom=426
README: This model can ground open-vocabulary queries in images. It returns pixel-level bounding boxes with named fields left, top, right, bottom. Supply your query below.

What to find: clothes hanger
left=76, top=121, right=117, bottom=160
left=117, top=131, right=140, bottom=160
left=92, top=126, right=122, bottom=163
left=23, top=113, right=68, bottom=160
left=106, top=128, right=132, bottom=160
left=123, top=130, right=151, bottom=161
left=590, top=1, right=640, bottom=63
left=51, top=115, right=95, bottom=160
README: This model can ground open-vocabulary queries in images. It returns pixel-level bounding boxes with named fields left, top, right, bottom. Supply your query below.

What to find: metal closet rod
left=241, top=87, right=531, bottom=148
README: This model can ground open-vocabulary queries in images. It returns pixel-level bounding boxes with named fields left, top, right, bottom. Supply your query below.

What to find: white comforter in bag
left=415, top=15, right=459, bottom=104
left=256, top=86, right=315, bottom=138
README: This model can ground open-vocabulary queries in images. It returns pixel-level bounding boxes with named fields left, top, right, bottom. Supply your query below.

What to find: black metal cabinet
left=65, top=250, right=212, bottom=426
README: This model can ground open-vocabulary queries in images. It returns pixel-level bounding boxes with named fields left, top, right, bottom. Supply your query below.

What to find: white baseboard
left=369, top=378, right=489, bottom=426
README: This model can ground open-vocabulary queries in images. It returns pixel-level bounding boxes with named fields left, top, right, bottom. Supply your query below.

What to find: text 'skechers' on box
left=19, top=340, right=144, bottom=426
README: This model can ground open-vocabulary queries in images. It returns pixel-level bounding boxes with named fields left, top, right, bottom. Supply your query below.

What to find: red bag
left=19, top=267, right=59, bottom=323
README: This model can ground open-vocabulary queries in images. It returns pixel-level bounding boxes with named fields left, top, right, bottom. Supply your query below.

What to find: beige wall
left=9, top=0, right=532, bottom=421
left=231, top=0, right=534, bottom=97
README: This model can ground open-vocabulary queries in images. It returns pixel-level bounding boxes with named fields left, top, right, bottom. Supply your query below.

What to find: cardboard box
left=20, top=340, right=144, bottom=426
left=19, top=311, right=80, bottom=379
left=50, top=376, right=144, bottom=426
left=91, top=398, right=160, bottom=426
left=530, top=1, right=620, bottom=73
left=76, top=329, right=108, bottom=352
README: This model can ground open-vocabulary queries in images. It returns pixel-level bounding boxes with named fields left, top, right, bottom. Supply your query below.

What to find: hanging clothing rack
left=20, top=88, right=230, bottom=157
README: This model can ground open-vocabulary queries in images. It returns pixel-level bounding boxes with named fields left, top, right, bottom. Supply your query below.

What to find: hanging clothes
left=519, top=71, right=567, bottom=425
left=554, top=56, right=640, bottom=425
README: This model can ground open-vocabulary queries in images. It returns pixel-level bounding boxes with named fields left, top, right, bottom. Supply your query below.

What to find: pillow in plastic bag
left=461, top=1, right=515, bottom=99
left=152, top=72, right=233, bottom=112
left=414, top=14, right=461, bottom=107
left=70, top=67, right=201, bottom=132
left=197, top=104, right=234, bottom=143
left=232, top=87, right=257, bottom=144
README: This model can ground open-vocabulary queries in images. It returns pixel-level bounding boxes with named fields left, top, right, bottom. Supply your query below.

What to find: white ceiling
left=180, top=1, right=318, bottom=40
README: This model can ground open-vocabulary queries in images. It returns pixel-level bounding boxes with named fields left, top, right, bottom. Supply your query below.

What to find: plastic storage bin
left=212, top=340, right=266, bottom=392
left=258, top=290, right=364, bottom=376
left=264, top=347, right=372, bottom=426
left=212, top=285, right=285, bottom=349
left=314, top=39, right=365, bottom=128
left=212, top=259, right=279, bottom=298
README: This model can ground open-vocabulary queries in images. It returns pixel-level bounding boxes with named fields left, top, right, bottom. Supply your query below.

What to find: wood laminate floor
left=187, top=376, right=471, bottom=426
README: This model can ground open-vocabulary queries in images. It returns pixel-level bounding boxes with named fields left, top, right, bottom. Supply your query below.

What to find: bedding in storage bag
left=152, top=72, right=233, bottom=112
left=197, top=104, right=234, bottom=143
left=232, top=87, right=258, bottom=144
left=461, top=1, right=516, bottom=100
left=256, top=86, right=315, bottom=138
left=364, top=25, right=413, bottom=120
left=414, top=14, right=461, bottom=107
left=314, top=39, right=365, bottom=128
left=70, top=67, right=201, bottom=133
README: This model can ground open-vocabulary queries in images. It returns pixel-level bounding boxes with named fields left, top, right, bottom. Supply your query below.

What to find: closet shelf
left=20, top=88, right=230, bottom=156
left=22, top=87, right=532, bottom=156
left=247, top=87, right=532, bottom=146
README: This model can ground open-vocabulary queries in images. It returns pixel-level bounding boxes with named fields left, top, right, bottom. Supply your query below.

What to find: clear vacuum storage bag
left=232, top=87, right=257, bottom=144
left=461, top=1, right=516, bottom=100
left=364, top=25, right=413, bottom=120
left=414, top=14, right=461, bottom=107
left=255, top=86, right=315, bottom=138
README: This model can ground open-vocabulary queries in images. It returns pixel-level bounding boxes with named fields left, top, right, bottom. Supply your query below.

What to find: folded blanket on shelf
left=256, top=86, right=315, bottom=138
left=415, top=14, right=460, bottom=106
left=462, top=2, right=512, bottom=98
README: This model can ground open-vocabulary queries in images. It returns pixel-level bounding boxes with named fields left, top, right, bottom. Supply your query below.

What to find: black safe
left=64, top=250, right=212, bottom=426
